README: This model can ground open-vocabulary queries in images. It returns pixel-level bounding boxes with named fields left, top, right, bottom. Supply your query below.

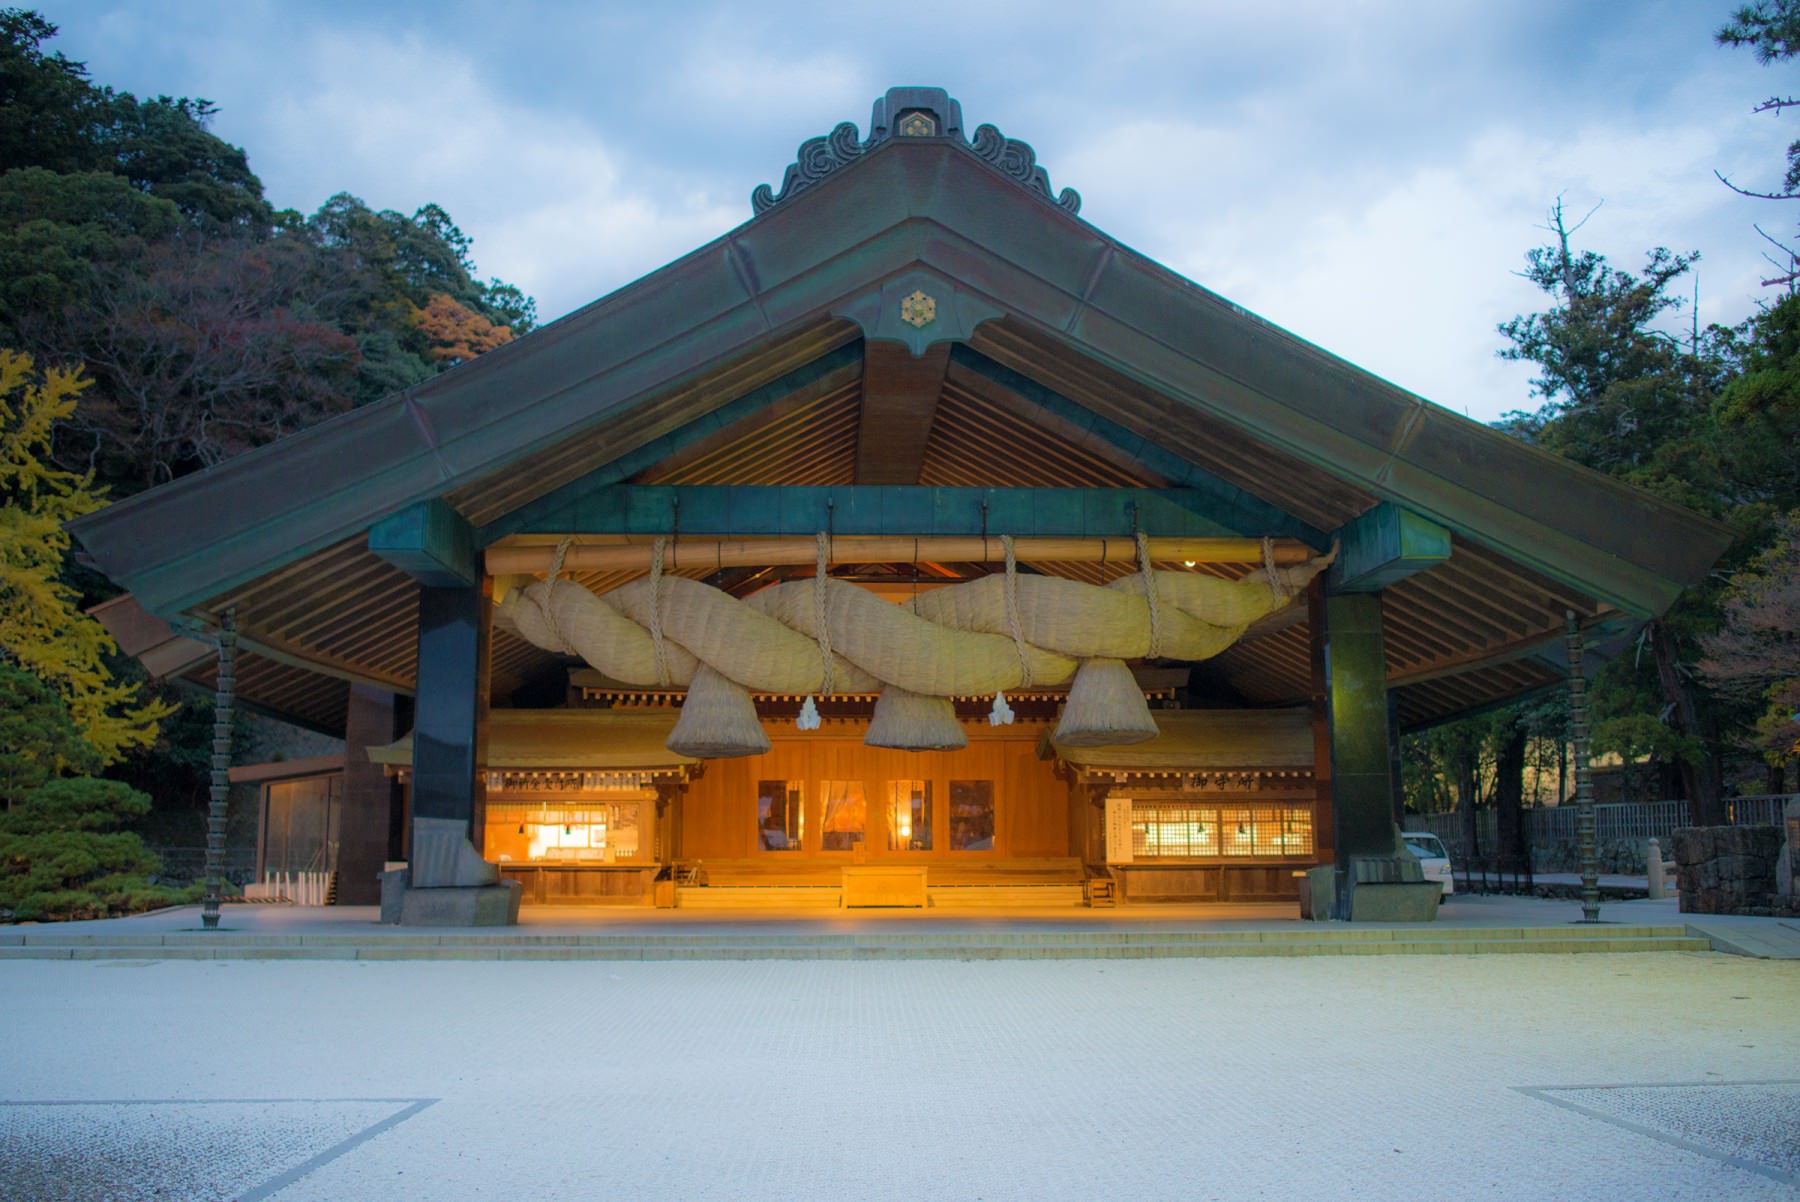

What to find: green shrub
left=0, top=776, right=198, bottom=921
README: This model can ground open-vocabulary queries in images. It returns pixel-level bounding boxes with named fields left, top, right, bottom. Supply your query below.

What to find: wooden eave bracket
left=369, top=499, right=476, bottom=587
left=1327, top=503, right=1451, bottom=594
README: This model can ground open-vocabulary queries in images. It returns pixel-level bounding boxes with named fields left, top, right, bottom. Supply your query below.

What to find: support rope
left=649, top=536, right=672, bottom=687
left=543, top=537, right=574, bottom=653
left=1001, top=535, right=1034, bottom=687
left=1136, top=531, right=1164, bottom=660
left=813, top=531, right=834, bottom=695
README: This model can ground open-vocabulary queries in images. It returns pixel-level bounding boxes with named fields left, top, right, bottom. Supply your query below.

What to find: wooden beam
left=479, top=342, right=865, bottom=543
left=946, top=347, right=1329, bottom=549
left=485, top=484, right=1250, bottom=540
left=1326, top=503, right=1452, bottom=594
left=855, top=341, right=950, bottom=484
left=368, top=499, right=475, bottom=587
left=485, top=534, right=1316, bottom=576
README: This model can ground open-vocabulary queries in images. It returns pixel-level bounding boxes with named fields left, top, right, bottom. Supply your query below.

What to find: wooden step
left=927, top=885, right=1086, bottom=908
left=674, top=886, right=842, bottom=910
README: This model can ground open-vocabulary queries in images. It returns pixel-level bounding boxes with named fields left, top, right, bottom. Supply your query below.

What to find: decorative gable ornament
left=899, top=290, right=937, bottom=329
left=752, top=86, right=1081, bottom=216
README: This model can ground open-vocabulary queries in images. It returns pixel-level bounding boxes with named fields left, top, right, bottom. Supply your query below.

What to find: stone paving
left=2, top=943, right=1796, bottom=1199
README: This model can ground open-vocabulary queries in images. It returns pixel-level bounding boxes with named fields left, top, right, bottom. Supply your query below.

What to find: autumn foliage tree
left=0, top=350, right=170, bottom=761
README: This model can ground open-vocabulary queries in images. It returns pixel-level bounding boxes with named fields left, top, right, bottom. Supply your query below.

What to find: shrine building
left=71, top=88, right=1732, bottom=923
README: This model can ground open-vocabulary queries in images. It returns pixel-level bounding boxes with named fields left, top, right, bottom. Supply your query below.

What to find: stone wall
left=1670, top=825, right=1794, bottom=916
left=1531, top=838, right=1655, bottom=875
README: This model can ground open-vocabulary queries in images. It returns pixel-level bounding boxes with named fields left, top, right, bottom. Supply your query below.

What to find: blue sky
left=31, top=0, right=1794, bottom=421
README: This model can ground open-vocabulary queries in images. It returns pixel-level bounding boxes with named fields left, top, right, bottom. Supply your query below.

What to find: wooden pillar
left=337, top=684, right=400, bottom=904
left=410, top=583, right=490, bottom=847
left=1306, top=583, right=1335, bottom=869
left=1321, top=592, right=1398, bottom=916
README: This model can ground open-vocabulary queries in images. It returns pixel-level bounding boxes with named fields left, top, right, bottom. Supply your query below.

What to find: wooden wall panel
left=676, top=723, right=1067, bottom=860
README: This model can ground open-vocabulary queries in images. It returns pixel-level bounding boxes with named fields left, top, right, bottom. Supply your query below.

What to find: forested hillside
left=0, top=10, right=535, bottom=917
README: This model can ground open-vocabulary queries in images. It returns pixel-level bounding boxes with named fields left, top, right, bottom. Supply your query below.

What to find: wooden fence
left=1406, top=795, right=1794, bottom=859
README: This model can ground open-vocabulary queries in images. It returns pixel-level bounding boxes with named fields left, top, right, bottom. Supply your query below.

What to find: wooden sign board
left=1104, top=796, right=1134, bottom=864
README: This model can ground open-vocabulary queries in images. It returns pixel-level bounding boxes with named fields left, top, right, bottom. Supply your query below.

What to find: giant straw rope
left=497, top=538, right=1335, bottom=757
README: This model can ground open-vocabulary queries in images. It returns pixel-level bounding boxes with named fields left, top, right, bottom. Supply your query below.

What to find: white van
left=1401, top=831, right=1455, bottom=896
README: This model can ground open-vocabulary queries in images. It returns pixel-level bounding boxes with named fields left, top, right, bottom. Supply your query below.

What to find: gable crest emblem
left=900, top=290, right=937, bottom=329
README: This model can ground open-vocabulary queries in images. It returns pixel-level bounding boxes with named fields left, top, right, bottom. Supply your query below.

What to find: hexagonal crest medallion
left=899, top=290, right=937, bottom=329
left=897, top=110, right=937, bottom=137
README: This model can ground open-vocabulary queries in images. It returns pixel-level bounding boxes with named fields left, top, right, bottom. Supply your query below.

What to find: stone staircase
left=0, top=923, right=1715, bottom=962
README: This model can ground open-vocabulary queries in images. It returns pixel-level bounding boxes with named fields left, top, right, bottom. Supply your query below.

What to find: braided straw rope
left=496, top=542, right=1338, bottom=751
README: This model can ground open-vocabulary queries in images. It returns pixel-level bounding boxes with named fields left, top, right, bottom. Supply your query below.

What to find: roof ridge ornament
left=751, top=86, right=1081, bottom=217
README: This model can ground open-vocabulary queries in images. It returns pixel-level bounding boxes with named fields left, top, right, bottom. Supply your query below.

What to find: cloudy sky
left=32, top=0, right=1796, bottom=421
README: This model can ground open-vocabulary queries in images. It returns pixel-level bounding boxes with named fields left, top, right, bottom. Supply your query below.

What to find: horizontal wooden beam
left=486, top=484, right=1257, bottom=541
left=485, top=534, right=1316, bottom=576
left=1327, top=503, right=1451, bottom=594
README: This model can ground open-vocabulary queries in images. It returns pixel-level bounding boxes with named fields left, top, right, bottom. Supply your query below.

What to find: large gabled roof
left=70, top=88, right=1733, bottom=734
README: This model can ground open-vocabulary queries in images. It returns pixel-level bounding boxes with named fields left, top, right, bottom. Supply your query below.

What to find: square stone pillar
left=1320, top=592, right=1434, bottom=919
left=410, top=583, right=490, bottom=843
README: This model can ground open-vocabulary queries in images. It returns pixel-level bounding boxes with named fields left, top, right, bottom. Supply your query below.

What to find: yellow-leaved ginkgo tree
left=0, top=349, right=172, bottom=763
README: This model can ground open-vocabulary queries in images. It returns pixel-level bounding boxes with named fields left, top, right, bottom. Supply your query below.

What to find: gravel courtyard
left=2, top=951, right=1795, bottom=1200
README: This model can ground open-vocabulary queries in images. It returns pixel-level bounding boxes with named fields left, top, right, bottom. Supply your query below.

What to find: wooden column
left=410, top=583, right=490, bottom=847
left=337, top=684, right=401, bottom=904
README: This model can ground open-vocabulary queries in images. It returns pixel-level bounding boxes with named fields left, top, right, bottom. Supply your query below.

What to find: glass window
left=819, top=780, right=866, bottom=851
left=949, top=780, right=994, bottom=851
left=757, top=780, right=804, bottom=852
left=485, top=802, right=644, bottom=863
left=886, top=780, right=932, bottom=852
left=1131, top=804, right=1217, bottom=858
left=1129, top=803, right=1313, bottom=859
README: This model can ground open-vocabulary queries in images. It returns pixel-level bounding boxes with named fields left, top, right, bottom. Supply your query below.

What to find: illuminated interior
left=484, top=798, right=646, bottom=863
left=1128, top=803, right=1313, bottom=858
left=887, top=780, right=931, bottom=851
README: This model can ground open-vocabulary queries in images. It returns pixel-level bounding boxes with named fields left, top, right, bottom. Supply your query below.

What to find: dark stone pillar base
left=396, top=880, right=522, bottom=926
left=1349, top=880, right=1442, bottom=921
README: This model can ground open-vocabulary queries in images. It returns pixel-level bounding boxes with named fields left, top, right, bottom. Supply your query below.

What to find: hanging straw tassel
left=867, top=685, right=968, bottom=750
left=668, top=664, right=770, bottom=758
left=1053, top=658, right=1160, bottom=747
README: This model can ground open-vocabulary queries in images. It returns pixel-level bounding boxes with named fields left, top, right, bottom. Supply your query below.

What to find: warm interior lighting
left=491, top=802, right=641, bottom=863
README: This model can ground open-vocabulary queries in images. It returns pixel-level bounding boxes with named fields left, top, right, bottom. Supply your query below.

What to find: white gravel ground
left=2, top=951, right=1796, bottom=1200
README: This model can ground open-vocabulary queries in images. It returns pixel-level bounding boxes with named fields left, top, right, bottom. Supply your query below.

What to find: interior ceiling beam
left=484, top=484, right=1257, bottom=542
left=854, top=341, right=950, bottom=484
left=485, top=533, right=1317, bottom=576
left=478, top=342, right=866, bottom=544
left=945, top=345, right=1329, bottom=550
